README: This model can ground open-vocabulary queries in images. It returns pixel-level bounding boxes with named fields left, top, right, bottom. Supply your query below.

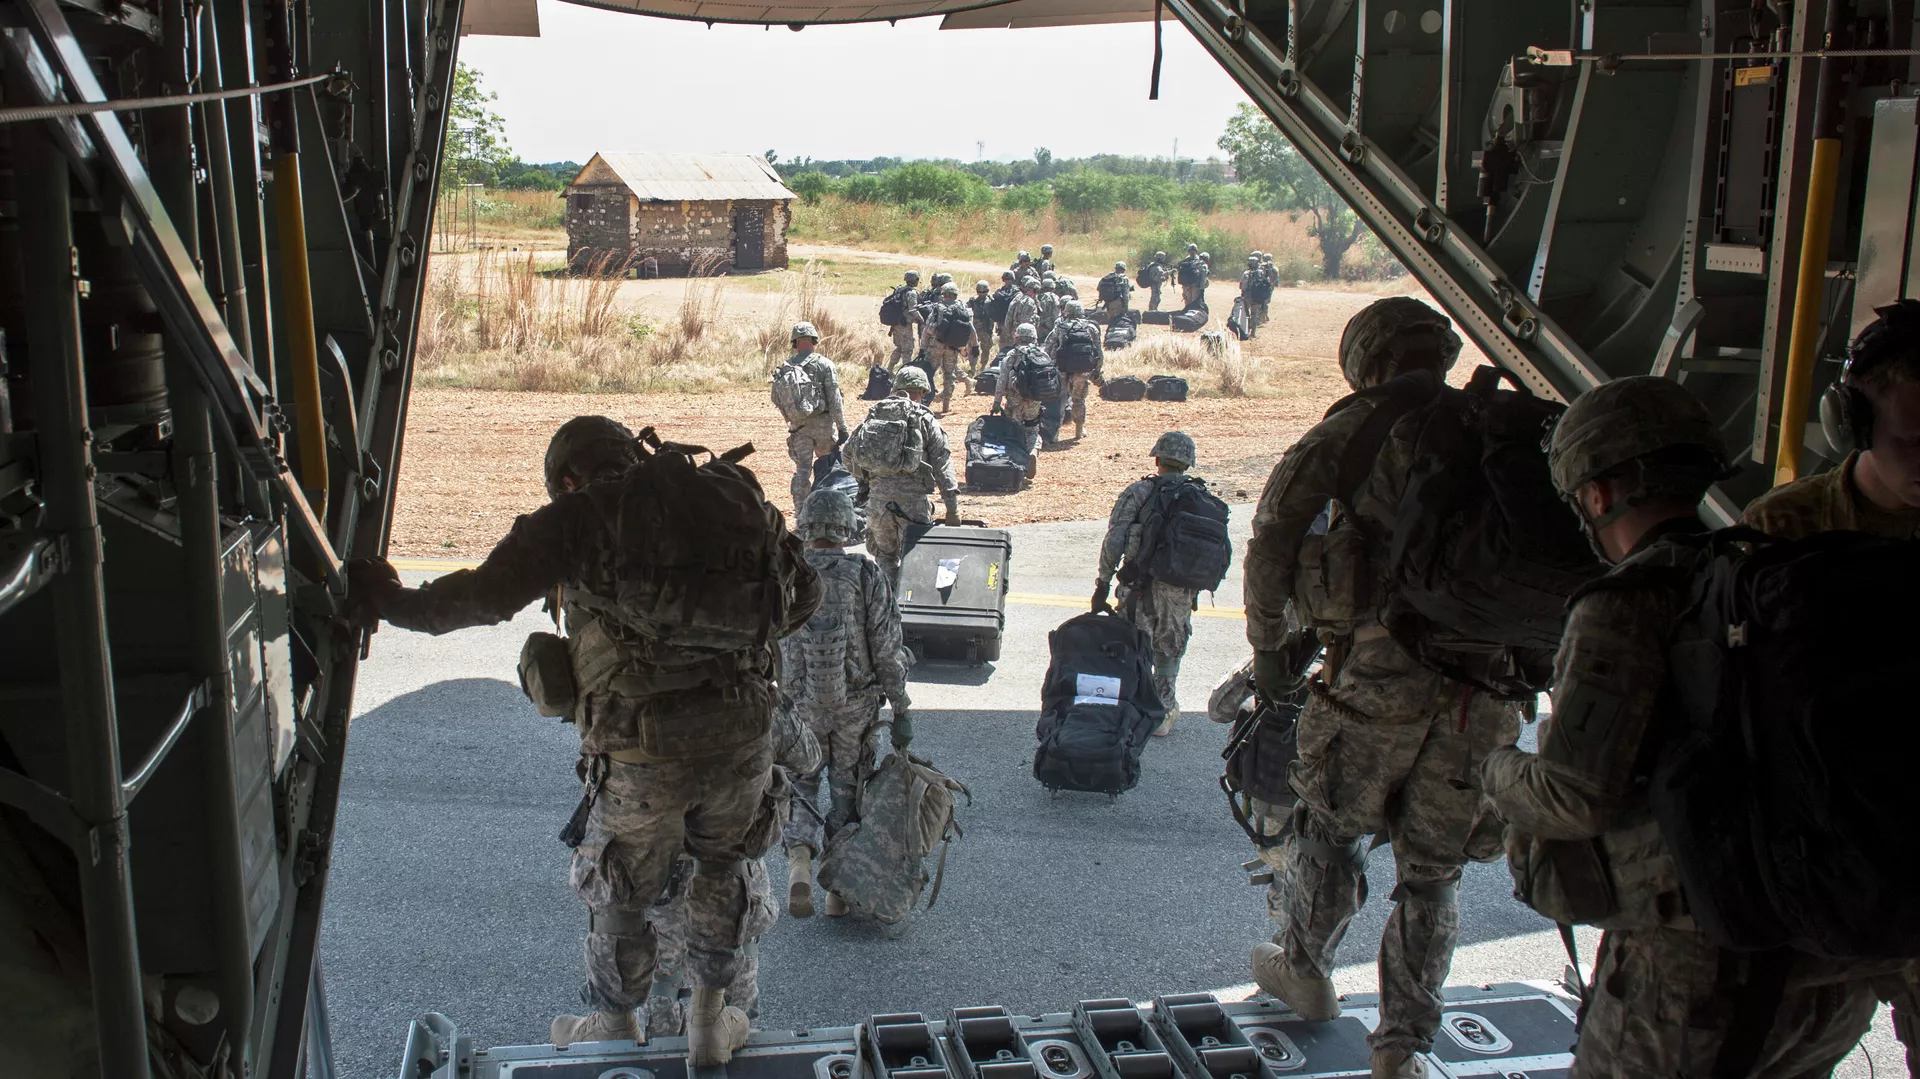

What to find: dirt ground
left=392, top=242, right=1489, bottom=557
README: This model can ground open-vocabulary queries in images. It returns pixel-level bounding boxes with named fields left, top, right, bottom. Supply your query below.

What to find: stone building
left=563, top=152, right=796, bottom=275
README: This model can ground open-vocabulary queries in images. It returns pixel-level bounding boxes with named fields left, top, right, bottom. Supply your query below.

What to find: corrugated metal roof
left=571, top=152, right=797, bottom=202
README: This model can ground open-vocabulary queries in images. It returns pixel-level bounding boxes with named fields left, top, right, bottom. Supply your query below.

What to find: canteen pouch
left=1508, top=831, right=1619, bottom=925
left=519, top=631, right=578, bottom=718
left=1293, top=499, right=1373, bottom=627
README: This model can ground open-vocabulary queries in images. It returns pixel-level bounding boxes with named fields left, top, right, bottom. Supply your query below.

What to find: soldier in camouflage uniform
left=1243, top=298, right=1521, bottom=1079
left=1240, top=256, right=1269, bottom=334
left=1009, top=250, right=1039, bottom=283
left=779, top=489, right=914, bottom=919
left=916, top=281, right=974, bottom=412
left=1177, top=244, right=1207, bottom=309
left=1002, top=277, right=1041, bottom=356
left=1039, top=243, right=1055, bottom=264
left=1044, top=298, right=1104, bottom=441
left=844, top=366, right=961, bottom=589
left=1099, top=262, right=1134, bottom=322
left=1261, top=252, right=1281, bottom=290
left=1483, top=377, right=1886, bottom=1079
left=990, top=323, right=1049, bottom=481
left=1141, top=251, right=1169, bottom=311
left=888, top=271, right=923, bottom=371
left=774, top=322, right=849, bottom=511
left=969, top=281, right=997, bottom=373
left=1740, top=302, right=1920, bottom=1070
left=1035, top=277, right=1062, bottom=340
left=1093, top=432, right=1206, bottom=735
left=645, top=703, right=822, bottom=1037
left=345, top=416, right=821, bottom=1065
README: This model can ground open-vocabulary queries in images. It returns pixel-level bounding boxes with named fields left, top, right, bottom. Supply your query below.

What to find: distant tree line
left=768, top=147, right=1231, bottom=189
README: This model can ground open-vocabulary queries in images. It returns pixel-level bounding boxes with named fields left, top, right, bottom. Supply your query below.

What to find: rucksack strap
left=1333, top=382, right=1433, bottom=506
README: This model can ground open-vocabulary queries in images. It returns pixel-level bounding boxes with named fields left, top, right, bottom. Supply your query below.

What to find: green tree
left=1000, top=182, right=1053, bottom=213
left=1053, top=170, right=1120, bottom=231
left=443, top=61, right=515, bottom=188
left=842, top=175, right=884, bottom=204
left=788, top=170, right=832, bottom=205
left=879, top=162, right=990, bottom=208
left=1218, top=103, right=1365, bottom=278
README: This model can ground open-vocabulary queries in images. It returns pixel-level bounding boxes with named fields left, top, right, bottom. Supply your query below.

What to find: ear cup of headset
left=1819, top=381, right=1876, bottom=454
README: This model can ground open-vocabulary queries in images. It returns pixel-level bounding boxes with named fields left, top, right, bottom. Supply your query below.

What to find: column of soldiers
left=1236, top=295, right=1920, bottom=1079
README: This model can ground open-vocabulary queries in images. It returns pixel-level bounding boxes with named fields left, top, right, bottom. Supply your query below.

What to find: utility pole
left=977, top=140, right=986, bottom=160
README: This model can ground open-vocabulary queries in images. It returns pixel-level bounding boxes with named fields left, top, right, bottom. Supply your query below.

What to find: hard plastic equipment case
left=897, top=523, right=1012, bottom=666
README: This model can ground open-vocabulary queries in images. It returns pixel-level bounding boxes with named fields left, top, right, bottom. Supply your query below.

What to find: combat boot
left=787, top=847, right=815, bottom=918
left=550, top=1009, right=641, bottom=1048
left=685, top=988, right=751, bottom=1066
left=1250, top=943, right=1341, bottom=1021
left=1072, top=420, right=1084, bottom=441
left=824, top=891, right=849, bottom=916
left=1369, top=1049, right=1426, bottom=1079
left=1152, top=710, right=1178, bottom=737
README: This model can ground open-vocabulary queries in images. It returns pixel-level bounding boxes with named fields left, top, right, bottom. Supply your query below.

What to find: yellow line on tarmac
left=389, top=559, right=1247, bottom=621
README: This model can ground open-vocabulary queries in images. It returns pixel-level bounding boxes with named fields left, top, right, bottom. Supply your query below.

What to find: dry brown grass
left=1103, top=330, right=1252, bottom=398
left=417, top=252, right=887, bottom=394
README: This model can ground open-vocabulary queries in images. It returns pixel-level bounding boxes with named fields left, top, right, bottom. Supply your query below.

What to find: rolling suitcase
left=1142, top=309, right=1172, bottom=326
left=1032, top=611, right=1167, bottom=796
left=897, top=523, right=1011, bottom=666
left=965, top=414, right=1028, bottom=492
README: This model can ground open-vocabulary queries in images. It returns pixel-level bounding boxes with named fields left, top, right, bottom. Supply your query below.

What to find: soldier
left=887, top=271, right=923, bottom=371
left=1261, top=251, right=1281, bottom=289
left=344, top=416, right=820, bottom=1066
left=645, top=702, right=822, bottom=1038
left=1044, top=298, right=1104, bottom=441
left=1242, top=297, right=1521, bottom=1079
left=1036, top=277, right=1062, bottom=340
left=1740, top=301, right=1920, bottom=1069
left=1010, top=249, right=1039, bottom=282
left=1002, top=276, right=1041, bottom=356
left=779, top=489, right=914, bottom=920
left=969, top=280, right=997, bottom=373
left=1092, top=432, right=1204, bottom=735
left=1482, top=377, right=1883, bottom=1078
left=1142, top=251, right=1170, bottom=312
left=1098, top=261, right=1134, bottom=322
left=772, top=322, right=849, bottom=511
left=990, top=323, right=1051, bottom=481
left=1039, top=242, right=1055, bottom=264
left=1054, top=273, right=1079, bottom=301
left=1177, top=244, right=1207, bottom=309
left=920, top=271, right=953, bottom=307
left=844, top=366, right=960, bottom=588
left=917, top=281, right=974, bottom=412
left=1240, top=256, right=1269, bottom=336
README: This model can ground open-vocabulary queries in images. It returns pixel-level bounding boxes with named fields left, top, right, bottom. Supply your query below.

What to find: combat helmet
left=895, top=366, right=932, bottom=394
left=544, top=416, right=638, bottom=499
left=975, top=280, right=991, bottom=293
left=1115, top=261, right=1127, bottom=273
left=1021, top=276, right=1040, bottom=290
left=931, top=272, right=953, bottom=290
left=791, top=321, right=819, bottom=344
left=1041, top=277, right=1058, bottom=292
left=1337, top=296, right=1462, bottom=390
left=1155, top=251, right=1168, bottom=262
left=1186, top=243, right=1199, bottom=254
left=1247, top=255, right=1260, bottom=267
left=1040, top=244, right=1054, bottom=258
left=1063, top=298, right=1083, bottom=318
left=797, top=489, right=858, bottom=545
left=1016, top=323, right=1039, bottom=343
left=1002, top=270, right=1016, bottom=282
left=1151, top=431, right=1196, bottom=467
left=904, top=270, right=920, bottom=284
left=941, top=282, right=959, bottom=297
left=1017, top=250, right=1031, bottom=261
left=1548, top=376, right=1729, bottom=499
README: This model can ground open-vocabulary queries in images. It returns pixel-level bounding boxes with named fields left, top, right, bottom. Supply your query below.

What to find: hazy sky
left=459, top=0, right=1256, bottom=164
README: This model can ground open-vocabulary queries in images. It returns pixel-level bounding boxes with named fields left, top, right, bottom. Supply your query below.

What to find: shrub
left=1115, top=174, right=1179, bottom=214
left=789, top=170, right=833, bottom=205
left=1133, top=215, right=1249, bottom=278
left=879, top=162, right=993, bottom=208
left=1052, top=170, right=1120, bottom=230
left=841, top=175, right=884, bottom=204
left=1181, top=180, right=1224, bottom=213
left=1000, top=182, right=1053, bottom=213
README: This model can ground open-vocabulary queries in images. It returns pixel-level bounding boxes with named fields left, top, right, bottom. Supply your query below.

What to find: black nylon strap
left=588, top=908, right=650, bottom=936
left=1332, top=381, right=1435, bottom=506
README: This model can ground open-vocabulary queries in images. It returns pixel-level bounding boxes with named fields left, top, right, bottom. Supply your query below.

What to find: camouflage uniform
left=1240, top=269, right=1269, bottom=332
left=888, top=283, right=922, bottom=370
left=1142, top=260, right=1168, bottom=311
left=1244, top=396, right=1521, bottom=1058
left=645, top=688, right=823, bottom=1035
left=969, top=291, right=997, bottom=372
left=990, top=343, right=1050, bottom=475
left=917, top=300, right=974, bottom=406
left=1098, top=474, right=1200, bottom=721
left=372, top=483, right=820, bottom=1017
left=777, top=351, right=847, bottom=510
left=1009, top=258, right=1039, bottom=284
left=1044, top=316, right=1104, bottom=431
left=1178, top=255, right=1208, bottom=309
left=845, top=397, right=960, bottom=587
left=779, top=544, right=911, bottom=857
left=1742, top=452, right=1920, bottom=1068
left=1002, top=291, right=1039, bottom=353
left=1034, top=289, right=1062, bottom=341
left=1481, top=520, right=1883, bottom=1079
left=1098, top=272, right=1133, bottom=321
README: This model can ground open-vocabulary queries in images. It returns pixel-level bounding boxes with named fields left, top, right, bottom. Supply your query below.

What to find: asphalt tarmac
left=320, top=509, right=1897, bottom=1078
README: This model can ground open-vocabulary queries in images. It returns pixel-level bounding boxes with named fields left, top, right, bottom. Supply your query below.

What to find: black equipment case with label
left=897, top=523, right=1012, bottom=666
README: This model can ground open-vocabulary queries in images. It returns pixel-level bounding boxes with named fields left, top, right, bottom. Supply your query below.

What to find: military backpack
left=1098, top=273, right=1129, bottom=303
left=879, top=285, right=914, bottom=327
left=816, top=750, right=969, bottom=924
left=934, top=303, right=975, bottom=350
left=1122, top=476, right=1232, bottom=593
left=988, top=283, right=1016, bottom=323
left=1011, top=347, right=1062, bottom=401
left=1054, top=321, right=1102, bottom=374
left=844, top=397, right=927, bottom=479
left=772, top=358, right=827, bottom=423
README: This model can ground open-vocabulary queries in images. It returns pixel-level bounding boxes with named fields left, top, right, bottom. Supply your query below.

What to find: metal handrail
left=120, top=679, right=213, bottom=804
left=0, top=537, right=57, bottom=620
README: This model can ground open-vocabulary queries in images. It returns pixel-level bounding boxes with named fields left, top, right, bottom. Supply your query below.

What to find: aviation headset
left=1819, top=299, right=1920, bottom=454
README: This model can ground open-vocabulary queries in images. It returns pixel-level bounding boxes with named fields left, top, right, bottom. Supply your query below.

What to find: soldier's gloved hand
left=344, top=557, right=401, bottom=629
left=1091, top=577, right=1112, bottom=613
left=891, top=709, right=914, bottom=750
left=836, top=425, right=848, bottom=445
left=943, top=494, right=961, bottom=527
left=1252, top=649, right=1302, bottom=698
